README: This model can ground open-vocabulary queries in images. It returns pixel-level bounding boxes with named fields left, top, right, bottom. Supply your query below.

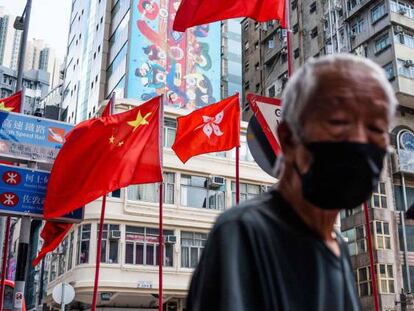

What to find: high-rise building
left=0, top=6, right=22, bottom=71
left=39, top=1, right=266, bottom=310
left=242, top=1, right=414, bottom=310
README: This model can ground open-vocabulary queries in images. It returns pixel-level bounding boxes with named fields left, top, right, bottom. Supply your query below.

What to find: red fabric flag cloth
left=32, top=221, right=72, bottom=266
left=0, top=91, right=22, bottom=113
left=44, top=96, right=162, bottom=219
left=102, top=93, right=115, bottom=117
left=172, top=94, right=240, bottom=163
left=173, top=0, right=286, bottom=32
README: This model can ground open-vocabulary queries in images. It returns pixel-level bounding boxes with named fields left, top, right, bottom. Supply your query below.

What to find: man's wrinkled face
left=283, top=64, right=391, bottom=173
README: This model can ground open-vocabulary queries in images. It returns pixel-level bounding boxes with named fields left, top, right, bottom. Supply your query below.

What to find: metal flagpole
left=235, top=147, right=240, bottom=204
left=91, top=94, right=115, bottom=310
left=158, top=95, right=165, bottom=311
left=363, top=201, right=380, bottom=311
left=0, top=216, right=11, bottom=310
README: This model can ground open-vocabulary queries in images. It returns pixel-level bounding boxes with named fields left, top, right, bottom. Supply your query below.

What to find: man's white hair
left=273, top=54, right=398, bottom=178
left=281, top=53, right=398, bottom=138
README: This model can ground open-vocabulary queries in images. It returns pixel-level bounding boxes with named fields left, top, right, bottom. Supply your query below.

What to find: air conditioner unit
left=398, top=7, right=407, bottom=15
left=109, top=230, right=121, bottom=240
left=395, top=25, right=404, bottom=34
left=404, top=60, right=414, bottom=67
left=164, top=235, right=177, bottom=244
left=208, top=176, right=225, bottom=189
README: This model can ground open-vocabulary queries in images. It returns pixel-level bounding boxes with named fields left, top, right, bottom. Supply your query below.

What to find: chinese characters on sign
left=0, top=164, right=83, bottom=222
left=0, top=111, right=73, bottom=163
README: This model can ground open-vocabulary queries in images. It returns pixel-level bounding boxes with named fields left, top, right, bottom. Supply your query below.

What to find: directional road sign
left=0, top=164, right=83, bottom=222
left=0, top=111, right=73, bottom=163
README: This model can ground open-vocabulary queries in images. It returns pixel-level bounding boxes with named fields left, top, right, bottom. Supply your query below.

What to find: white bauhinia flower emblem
left=202, top=111, right=224, bottom=138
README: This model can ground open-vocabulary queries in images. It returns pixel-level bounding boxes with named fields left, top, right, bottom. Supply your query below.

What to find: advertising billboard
left=127, top=0, right=221, bottom=110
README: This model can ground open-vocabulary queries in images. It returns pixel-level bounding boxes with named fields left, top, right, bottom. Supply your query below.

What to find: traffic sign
left=0, top=164, right=83, bottom=222
left=247, top=115, right=277, bottom=177
left=52, top=283, right=75, bottom=305
left=247, top=93, right=282, bottom=156
left=0, top=111, right=73, bottom=163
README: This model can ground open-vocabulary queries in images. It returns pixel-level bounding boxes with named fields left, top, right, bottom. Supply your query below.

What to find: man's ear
left=277, top=121, right=298, bottom=160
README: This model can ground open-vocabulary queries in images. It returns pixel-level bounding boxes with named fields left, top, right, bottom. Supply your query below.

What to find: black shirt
left=187, top=190, right=362, bottom=311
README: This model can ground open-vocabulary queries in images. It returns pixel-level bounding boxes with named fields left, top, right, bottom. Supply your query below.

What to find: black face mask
left=296, top=142, right=386, bottom=210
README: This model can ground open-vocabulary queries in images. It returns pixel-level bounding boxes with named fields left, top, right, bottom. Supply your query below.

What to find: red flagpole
left=158, top=183, right=163, bottom=311
left=0, top=216, right=11, bottom=310
left=285, top=0, right=293, bottom=77
left=363, top=201, right=380, bottom=311
left=236, top=146, right=240, bottom=204
left=91, top=196, right=106, bottom=310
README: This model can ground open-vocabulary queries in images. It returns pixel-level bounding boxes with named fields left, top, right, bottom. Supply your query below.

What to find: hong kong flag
left=0, top=91, right=22, bottom=113
left=172, top=94, right=240, bottom=163
left=173, top=0, right=286, bottom=32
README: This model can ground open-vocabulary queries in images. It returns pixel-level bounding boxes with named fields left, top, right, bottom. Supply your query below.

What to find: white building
left=43, top=99, right=275, bottom=310
left=0, top=6, right=22, bottom=71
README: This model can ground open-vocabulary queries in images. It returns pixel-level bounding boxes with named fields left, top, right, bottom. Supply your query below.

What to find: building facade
left=0, top=65, right=50, bottom=114
left=242, top=0, right=414, bottom=310
left=0, top=6, right=22, bottom=71
left=43, top=0, right=254, bottom=310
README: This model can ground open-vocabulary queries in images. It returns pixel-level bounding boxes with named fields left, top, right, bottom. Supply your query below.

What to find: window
left=231, top=134, right=254, bottom=162
left=58, top=237, right=68, bottom=276
left=375, top=35, right=390, bottom=53
left=77, top=224, right=91, bottom=264
left=397, top=59, right=414, bottom=78
left=255, top=62, right=260, bottom=71
left=231, top=182, right=262, bottom=206
left=244, top=41, right=249, bottom=51
left=369, top=182, right=387, bottom=208
left=356, top=266, right=372, bottom=296
left=351, top=18, right=365, bottom=34
left=398, top=225, right=414, bottom=252
left=311, top=27, right=318, bottom=39
left=107, top=43, right=127, bottom=77
left=395, top=32, right=414, bottom=49
left=294, top=48, right=300, bottom=59
left=245, top=61, right=249, bottom=71
left=402, top=265, right=414, bottom=291
left=342, top=225, right=366, bottom=256
left=377, top=264, right=395, bottom=294
left=180, top=175, right=226, bottom=210
left=293, top=23, right=299, bottom=34
left=371, top=2, right=386, bottom=23
left=281, top=53, right=288, bottom=63
left=98, top=224, right=120, bottom=263
left=125, top=226, right=174, bottom=266
left=383, top=63, right=394, bottom=80
left=268, top=85, right=276, bottom=97
left=164, top=118, right=177, bottom=148
left=255, top=41, right=259, bottom=50
left=128, top=172, right=175, bottom=204
left=374, top=221, right=391, bottom=250
left=67, top=231, right=74, bottom=270
left=310, top=2, right=317, bottom=13
left=390, top=1, right=414, bottom=19
left=181, top=231, right=208, bottom=268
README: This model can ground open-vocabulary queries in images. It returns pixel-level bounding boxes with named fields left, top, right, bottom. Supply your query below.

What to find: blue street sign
left=0, top=111, right=73, bottom=163
left=0, top=164, right=83, bottom=222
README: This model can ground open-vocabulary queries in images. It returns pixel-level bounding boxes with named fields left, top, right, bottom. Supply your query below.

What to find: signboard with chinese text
left=0, top=111, right=73, bottom=163
left=0, top=164, right=83, bottom=222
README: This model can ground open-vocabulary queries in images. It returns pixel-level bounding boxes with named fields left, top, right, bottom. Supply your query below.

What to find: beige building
left=43, top=100, right=275, bottom=310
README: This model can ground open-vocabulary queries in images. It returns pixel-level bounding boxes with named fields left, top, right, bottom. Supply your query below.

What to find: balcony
left=345, top=0, right=376, bottom=21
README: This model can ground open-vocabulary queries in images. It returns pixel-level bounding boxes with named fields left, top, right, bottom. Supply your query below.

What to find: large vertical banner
left=127, top=0, right=221, bottom=110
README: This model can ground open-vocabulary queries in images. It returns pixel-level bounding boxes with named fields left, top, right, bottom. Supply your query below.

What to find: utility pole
left=12, top=2, right=33, bottom=310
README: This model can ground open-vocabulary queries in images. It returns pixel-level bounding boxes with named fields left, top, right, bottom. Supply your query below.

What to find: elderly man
left=186, top=54, right=397, bottom=311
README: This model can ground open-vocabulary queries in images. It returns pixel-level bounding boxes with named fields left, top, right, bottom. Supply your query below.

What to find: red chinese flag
left=32, top=221, right=72, bottom=266
left=172, top=94, right=240, bottom=163
left=0, top=91, right=22, bottom=113
left=102, top=92, right=115, bottom=117
left=173, top=0, right=286, bottom=32
left=44, top=96, right=162, bottom=219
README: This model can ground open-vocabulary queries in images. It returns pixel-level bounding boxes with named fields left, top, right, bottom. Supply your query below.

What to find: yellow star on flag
left=127, top=111, right=151, bottom=132
left=109, top=135, right=115, bottom=144
left=0, top=102, right=13, bottom=112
